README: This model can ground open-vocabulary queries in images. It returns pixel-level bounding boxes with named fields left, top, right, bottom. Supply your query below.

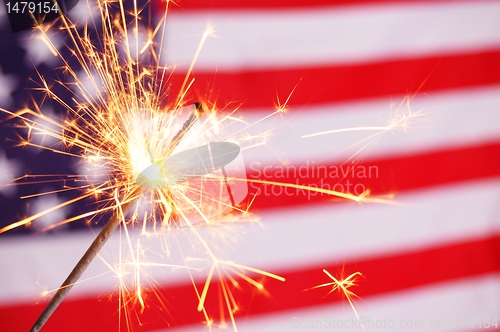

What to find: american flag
left=1, top=0, right=500, bottom=331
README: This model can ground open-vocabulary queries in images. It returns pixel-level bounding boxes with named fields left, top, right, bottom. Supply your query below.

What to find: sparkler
left=0, top=0, right=392, bottom=330
left=30, top=106, right=202, bottom=331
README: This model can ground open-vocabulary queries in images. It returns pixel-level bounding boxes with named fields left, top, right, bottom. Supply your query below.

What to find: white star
left=0, top=1, right=9, bottom=30
left=0, top=149, right=22, bottom=198
left=21, top=29, right=62, bottom=67
left=74, top=153, right=110, bottom=185
left=73, top=69, right=103, bottom=99
left=0, top=65, right=18, bottom=108
left=31, top=194, right=70, bottom=231
left=121, top=26, right=153, bottom=60
left=68, top=0, right=101, bottom=29
left=24, top=106, right=62, bottom=152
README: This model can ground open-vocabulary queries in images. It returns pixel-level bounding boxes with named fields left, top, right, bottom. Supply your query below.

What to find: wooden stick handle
left=30, top=188, right=140, bottom=332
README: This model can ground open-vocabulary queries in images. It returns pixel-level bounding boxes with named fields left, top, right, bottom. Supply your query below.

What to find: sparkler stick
left=30, top=106, right=203, bottom=331
left=169, top=102, right=203, bottom=151
left=30, top=188, right=140, bottom=332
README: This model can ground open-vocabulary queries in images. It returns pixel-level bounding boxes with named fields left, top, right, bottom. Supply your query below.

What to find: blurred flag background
left=1, top=0, right=500, bottom=331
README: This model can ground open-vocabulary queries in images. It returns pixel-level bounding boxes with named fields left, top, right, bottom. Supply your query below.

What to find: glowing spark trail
left=307, top=269, right=365, bottom=331
left=301, top=96, right=424, bottom=139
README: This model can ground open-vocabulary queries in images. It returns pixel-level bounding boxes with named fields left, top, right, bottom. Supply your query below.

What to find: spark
left=174, top=24, right=216, bottom=110
left=307, top=269, right=365, bottom=331
left=274, top=79, right=301, bottom=114
left=39, top=33, right=58, bottom=57
left=302, top=95, right=425, bottom=139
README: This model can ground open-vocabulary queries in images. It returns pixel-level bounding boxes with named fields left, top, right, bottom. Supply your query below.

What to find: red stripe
left=166, top=50, right=500, bottom=109
left=244, top=142, right=500, bottom=210
left=2, top=234, right=499, bottom=331
left=158, top=0, right=463, bottom=11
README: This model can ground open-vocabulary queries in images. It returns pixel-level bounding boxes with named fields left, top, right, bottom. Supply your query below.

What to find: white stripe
left=161, top=1, right=500, bottom=70
left=1, top=178, right=499, bottom=304
left=204, top=178, right=500, bottom=270
left=161, top=273, right=500, bottom=331
left=237, top=85, right=500, bottom=165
